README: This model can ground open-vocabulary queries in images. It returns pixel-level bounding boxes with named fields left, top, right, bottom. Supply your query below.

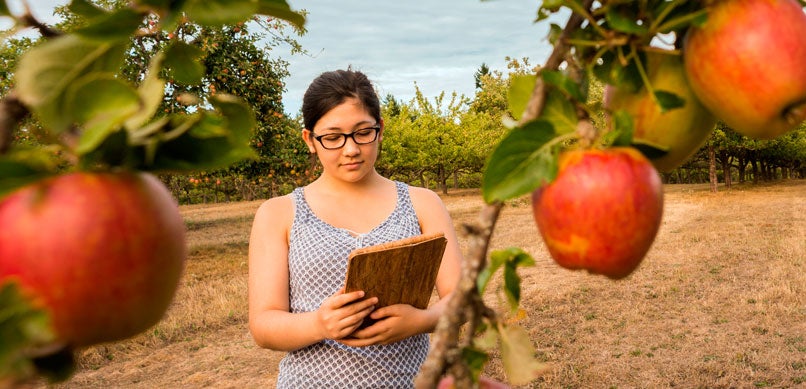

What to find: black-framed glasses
left=311, top=126, right=380, bottom=150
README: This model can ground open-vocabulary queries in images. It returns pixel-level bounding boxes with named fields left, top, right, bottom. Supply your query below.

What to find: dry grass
left=33, top=181, right=805, bottom=388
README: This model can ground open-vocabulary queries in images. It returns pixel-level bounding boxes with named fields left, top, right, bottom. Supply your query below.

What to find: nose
left=341, top=136, right=361, bottom=155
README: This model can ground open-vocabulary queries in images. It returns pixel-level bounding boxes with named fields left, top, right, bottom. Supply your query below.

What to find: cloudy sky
left=6, top=0, right=562, bottom=115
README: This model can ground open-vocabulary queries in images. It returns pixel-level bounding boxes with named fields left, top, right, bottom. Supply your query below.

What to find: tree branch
left=414, top=2, right=594, bottom=388
left=519, top=0, right=593, bottom=125
left=19, top=1, right=62, bottom=38
left=0, top=92, right=30, bottom=154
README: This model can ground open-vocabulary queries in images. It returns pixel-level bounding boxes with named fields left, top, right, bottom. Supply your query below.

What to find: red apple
left=683, top=0, right=806, bottom=139
left=604, top=52, right=716, bottom=172
left=531, top=148, right=663, bottom=279
left=0, top=171, right=186, bottom=347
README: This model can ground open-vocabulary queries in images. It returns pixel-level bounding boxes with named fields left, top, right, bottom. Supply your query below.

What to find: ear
left=302, top=129, right=317, bottom=153
left=378, top=119, right=385, bottom=143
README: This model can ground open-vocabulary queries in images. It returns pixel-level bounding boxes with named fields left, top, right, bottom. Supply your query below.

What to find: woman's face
left=303, top=97, right=383, bottom=183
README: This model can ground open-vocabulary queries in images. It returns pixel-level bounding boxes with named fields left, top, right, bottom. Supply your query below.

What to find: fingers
left=316, top=291, right=379, bottom=340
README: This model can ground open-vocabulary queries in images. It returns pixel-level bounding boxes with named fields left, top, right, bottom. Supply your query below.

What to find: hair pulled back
left=301, top=69, right=381, bottom=131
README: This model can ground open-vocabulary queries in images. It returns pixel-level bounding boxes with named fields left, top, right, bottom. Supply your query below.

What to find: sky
left=5, top=0, right=562, bottom=115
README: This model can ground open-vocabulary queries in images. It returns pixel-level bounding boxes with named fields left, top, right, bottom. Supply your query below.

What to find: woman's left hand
left=335, top=304, right=428, bottom=347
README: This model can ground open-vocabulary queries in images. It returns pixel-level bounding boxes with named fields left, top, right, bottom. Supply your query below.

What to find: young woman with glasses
left=247, top=69, right=462, bottom=388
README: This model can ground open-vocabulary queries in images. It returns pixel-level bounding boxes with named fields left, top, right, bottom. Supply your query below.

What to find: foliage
left=482, top=0, right=715, bottom=203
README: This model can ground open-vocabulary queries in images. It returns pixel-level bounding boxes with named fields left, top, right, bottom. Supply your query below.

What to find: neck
left=313, top=169, right=386, bottom=195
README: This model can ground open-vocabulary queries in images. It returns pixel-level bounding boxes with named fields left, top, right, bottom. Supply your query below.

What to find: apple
left=531, top=147, right=663, bottom=280
left=0, top=171, right=186, bottom=348
left=683, top=0, right=806, bottom=139
left=604, top=52, right=717, bottom=172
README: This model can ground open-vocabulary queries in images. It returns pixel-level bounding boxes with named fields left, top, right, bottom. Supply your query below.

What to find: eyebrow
left=318, top=120, right=376, bottom=133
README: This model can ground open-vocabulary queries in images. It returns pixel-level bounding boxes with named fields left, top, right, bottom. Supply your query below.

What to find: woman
left=248, top=69, right=462, bottom=388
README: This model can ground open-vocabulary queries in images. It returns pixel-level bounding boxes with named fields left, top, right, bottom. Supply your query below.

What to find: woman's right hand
left=316, top=289, right=378, bottom=340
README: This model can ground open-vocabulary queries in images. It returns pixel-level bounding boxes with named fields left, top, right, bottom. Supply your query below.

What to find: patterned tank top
left=276, top=181, right=429, bottom=388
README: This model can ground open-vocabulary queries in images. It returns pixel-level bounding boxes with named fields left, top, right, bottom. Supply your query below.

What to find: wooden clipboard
left=344, top=232, right=447, bottom=312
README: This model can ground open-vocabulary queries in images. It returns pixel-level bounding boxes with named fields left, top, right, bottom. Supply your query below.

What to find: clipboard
left=344, top=232, right=447, bottom=314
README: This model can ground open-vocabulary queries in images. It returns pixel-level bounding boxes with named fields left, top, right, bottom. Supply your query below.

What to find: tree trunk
left=738, top=156, right=747, bottom=183
left=722, top=155, right=732, bottom=188
left=708, top=144, right=718, bottom=192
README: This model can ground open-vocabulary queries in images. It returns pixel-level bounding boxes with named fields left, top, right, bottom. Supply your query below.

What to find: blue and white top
left=276, top=181, right=429, bottom=388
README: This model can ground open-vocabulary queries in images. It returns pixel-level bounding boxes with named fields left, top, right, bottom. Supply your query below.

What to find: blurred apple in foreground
left=683, top=0, right=806, bottom=139
left=531, top=148, right=663, bottom=279
left=0, top=171, right=186, bottom=348
left=604, top=52, right=716, bottom=172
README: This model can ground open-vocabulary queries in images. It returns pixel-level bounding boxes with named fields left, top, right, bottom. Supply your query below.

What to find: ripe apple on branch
left=0, top=0, right=305, bottom=384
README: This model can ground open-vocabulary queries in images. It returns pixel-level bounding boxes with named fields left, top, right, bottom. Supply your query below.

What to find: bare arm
left=247, top=196, right=378, bottom=351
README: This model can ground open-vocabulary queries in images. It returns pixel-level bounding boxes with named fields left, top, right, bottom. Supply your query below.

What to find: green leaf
left=141, top=108, right=257, bottom=172
left=68, top=0, right=108, bottom=20
left=482, top=120, right=559, bottom=203
left=607, top=109, right=634, bottom=147
left=473, top=326, right=498, bottom=350
left=478, top=249, right=511, bottom=294
left=0, top=281, right=64, bottom=383
left=78, top=127, right=132, bottom=169
left=541, top=88, right=578, bottom=135
left=542, top=70, right=584, bottom=102
left=605, top=7, right=648, bottom=35
left=592, top=50, right=642, bottom=91
left=163, top=42, right=205, bottom=85
left=135, top=0, right=188, bottom=11
left=66, top=75, right=141, bottom=155
left=1, top=1, right=12, bottom=16
left=498, top=324, right=546, bottom=385
left=547, top=23, right=563, bottom=44
left=507, top=74, right=537, bottom=122
left=184, top=0, right=257, bottom=26
left=125, top=52, right=166, bottom=130
left=654, top=90, right=685, bottom=112
left=461, top=346, right=489, bottom=382
left=210, top=93, right=256, bottom=144
left=74, top=8, right=144, bottom=42
left=135, top=0, right=188, bottom=30
left=632, top=140, right=670, bottom=160
left=491, top=247, right=535, bottom=311
left=14, top=35, right=126, bottom=134
left=0, top=159, right=53, bottom=198
left=503, top=264, right=522, bottom=311
left=256, top=0, right=306, bottom=30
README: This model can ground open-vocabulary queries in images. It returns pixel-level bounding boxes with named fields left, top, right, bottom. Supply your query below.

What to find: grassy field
left=38, top=181, right=805, bottom=388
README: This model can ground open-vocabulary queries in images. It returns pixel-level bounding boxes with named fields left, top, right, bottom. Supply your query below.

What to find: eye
left=320, top=134, right=343, bottom=142
left=355, top=128, right=375, bottom=136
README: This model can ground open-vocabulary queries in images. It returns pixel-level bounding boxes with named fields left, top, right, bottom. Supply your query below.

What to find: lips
left=341, top=161, right=363, bottom=169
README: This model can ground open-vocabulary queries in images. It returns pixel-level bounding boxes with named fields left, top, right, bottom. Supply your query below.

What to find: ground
left=30, top=181, right=805, bottom=388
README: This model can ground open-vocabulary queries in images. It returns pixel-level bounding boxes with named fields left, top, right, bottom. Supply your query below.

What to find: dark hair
left=301, top=69, right=381, bottom=131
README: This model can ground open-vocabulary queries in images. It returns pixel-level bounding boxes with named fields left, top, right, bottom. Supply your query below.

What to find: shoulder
left=405, top=185, right=448, bottom=214
left=253, top=193, right=295, bottom=229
